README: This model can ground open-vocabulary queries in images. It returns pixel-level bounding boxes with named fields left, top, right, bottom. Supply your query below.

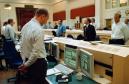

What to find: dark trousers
left=109, top=39, right=125, bottom=45
left=27, top=58, right=49, bottom=84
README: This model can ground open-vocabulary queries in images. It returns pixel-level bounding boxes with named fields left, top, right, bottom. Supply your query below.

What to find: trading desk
left=47, top=73, right=98, bottom=84
left=52, top=37, right=129, bottom=84
left=43, top=29, right=111, bottom=42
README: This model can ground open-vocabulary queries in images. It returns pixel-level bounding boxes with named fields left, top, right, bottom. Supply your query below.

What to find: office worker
left=4, top=19, right=16, bottom=42
left=56, top=20, right=66, bottom=37
left=42, top=24, right=48, bottom=29
left=19, top=9, right=49, bottom=84
left=1, top=21, right=8, bottom=36
left=125, top=18, right=129, bottom=28
left=83, top=18, right=96, bottom=41
left=47, top=21, right=53, bottom=29
left=110, top=12, right=129, bottom=45
left=91, top=18, right=98, bottom=29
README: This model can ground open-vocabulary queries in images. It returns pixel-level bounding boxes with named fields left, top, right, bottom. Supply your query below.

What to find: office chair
left=52, top=31, right=57, bottom=37
left=3, top=40, right=23, bottom=82
left=67, top=34, right=74, bottom=39
left=76, top=34, right=84, bottom=40
left=95, top=35, right=100, bottom=41
left=3, top=40, right=23, bottom=69
left=0, top=35, right=5, bottom=70
left=0, top=49, right=5, bottom=70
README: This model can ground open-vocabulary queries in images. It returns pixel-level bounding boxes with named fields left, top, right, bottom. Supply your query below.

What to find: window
left=112, top=0, right=119, bottom=8
left=106, top=0, right=112, bottom=9
left=120, top=0, right=127, bottom=7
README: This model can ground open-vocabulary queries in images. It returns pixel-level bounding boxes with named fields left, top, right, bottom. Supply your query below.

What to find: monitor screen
left=45, top=42, right=50, bottom=56
left=50, top=42, right=59, bottom=60
left=79, top=49, right=94, bottom=78
left=64, top=47, right=78, bottom=69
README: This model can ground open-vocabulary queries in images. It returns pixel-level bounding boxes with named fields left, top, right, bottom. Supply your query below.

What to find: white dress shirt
left=111, top=22, right=129, bottom=41
left=4, top=24, right=16, bottom=41
left=1, top=26, right=6, bottom=36
left=21, top=18, right=46, bottom=67
left=91, top=23, right=98, bottom=29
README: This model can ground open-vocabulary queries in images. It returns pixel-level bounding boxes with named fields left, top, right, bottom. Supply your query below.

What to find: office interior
left=0, top=0, right=129, bottom=84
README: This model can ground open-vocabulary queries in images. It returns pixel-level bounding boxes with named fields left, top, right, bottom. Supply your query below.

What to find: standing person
left=47, top=21, right=53, bottom=29
left=83, top=18, right=96, bottom=41
left=110, top=12, right=129, bottom=45
left=91, top=18, right=98, bottom=29
left=1, top=21, right=8, bottom=36
left=19, top=9, right=49, bottom=84
left=56, top=20, right=66, bottom=37
left=125, top=18, right=129, bottom=28
left=4, top=19, right=16, bottom=42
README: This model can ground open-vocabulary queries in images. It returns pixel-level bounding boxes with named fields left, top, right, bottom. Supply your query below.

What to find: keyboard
left=54, top=64, right=74, bottom=75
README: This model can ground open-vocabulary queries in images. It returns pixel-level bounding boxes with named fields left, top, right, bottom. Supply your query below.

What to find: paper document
left=47, top=68, right=61, bottom=76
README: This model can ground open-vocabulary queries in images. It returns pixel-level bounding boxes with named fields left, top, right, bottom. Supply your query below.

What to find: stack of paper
left=47, top=68, right=61, bottom=76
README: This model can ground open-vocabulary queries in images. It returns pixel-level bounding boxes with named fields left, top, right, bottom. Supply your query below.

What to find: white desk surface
left=43, top=29, right=56, bottom=31
left=53, top=37, right=129, bottom=57
left=43, top=29, right=111, bottom=36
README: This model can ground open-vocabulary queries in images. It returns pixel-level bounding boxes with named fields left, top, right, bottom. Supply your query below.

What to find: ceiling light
left=4, top=4, right=12, bottom=10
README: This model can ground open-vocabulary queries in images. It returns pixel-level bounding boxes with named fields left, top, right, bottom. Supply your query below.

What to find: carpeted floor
left=0, top=69, right=16, bottom=84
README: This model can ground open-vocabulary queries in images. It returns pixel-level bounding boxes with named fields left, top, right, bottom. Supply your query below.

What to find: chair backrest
left=67, top=34, right=74, bottom=39
left=76, top=34, right=84, bottom=40
left=95, top=35, right=100, bottom=41
left=3, top=40, right=23, bottom=68
left=52, top=31, right=57, bottom=37
left=0, top=35, right=4, bottom=51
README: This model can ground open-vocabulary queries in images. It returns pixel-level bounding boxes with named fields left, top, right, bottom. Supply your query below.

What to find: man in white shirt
left=1, top=21, right=8, bottom=36
left=91, top=18, right=99, bottom=29
left=109, top=12, right=129, bottom=45
left=19, top=9, right=49, bottom=84
left=4, top=19, right=16, bottom=42
left=125, top=18, right=129, bottom=28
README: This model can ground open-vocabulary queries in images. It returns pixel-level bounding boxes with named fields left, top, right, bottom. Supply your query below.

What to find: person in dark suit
left=83, top=18, right=96, bottom=41
left=54, top=22, right=58, bottom=29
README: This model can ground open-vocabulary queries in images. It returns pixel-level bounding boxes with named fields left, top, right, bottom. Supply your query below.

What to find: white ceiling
left=0, top=0, right=64, bottom=4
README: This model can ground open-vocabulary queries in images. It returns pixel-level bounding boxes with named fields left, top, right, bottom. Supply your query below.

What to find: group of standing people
left=1, top=19, right=16, bottom=43
left=110, top=12, right=129, bottom=45
left=0, top=7, right=129, bottom=84
left=54, top=18, right=97, bottom=41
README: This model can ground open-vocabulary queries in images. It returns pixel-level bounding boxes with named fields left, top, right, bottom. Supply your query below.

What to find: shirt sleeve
left=122, top=24, right=129, bottom=41
left=62, top=26, right=66, bottom=33
left=24, top=31, right=45, bottom=67
left=9, top=27, right=16, bottom=42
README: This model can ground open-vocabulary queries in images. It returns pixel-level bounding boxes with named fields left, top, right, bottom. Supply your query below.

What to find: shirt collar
left=31, top=17, right=41, bottom=26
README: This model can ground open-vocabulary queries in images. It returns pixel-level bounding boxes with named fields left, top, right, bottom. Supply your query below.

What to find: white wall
left=102, top=0, right=129, bottom=27
left=69, top=0, right=94, bottom=9
left=0, top=0, right=96, bottom=31
left=52, top=0, right=95, bottom=28
left=0, top=3, right=53, bottom=31
left=53, top=1, right=66, bottom=13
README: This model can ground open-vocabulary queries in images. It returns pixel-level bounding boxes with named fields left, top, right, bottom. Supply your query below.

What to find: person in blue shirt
left=56, top=20, right=66, bottom=37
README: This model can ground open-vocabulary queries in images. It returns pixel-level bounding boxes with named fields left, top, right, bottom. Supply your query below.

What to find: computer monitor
left=79, top=49, right=94, bottom=78
left=45, top=42, right=50, bottom=56
left=50, top=42, right=59, bottom=60
left=64, top=47, right=79, bottom=69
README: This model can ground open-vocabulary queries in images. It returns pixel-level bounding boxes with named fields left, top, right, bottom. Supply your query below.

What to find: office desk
left=47, top=73, right=98, bottom=84
left=43, top=29, right=111, bottom=42
left=52, top=37, right=129, bottom=84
